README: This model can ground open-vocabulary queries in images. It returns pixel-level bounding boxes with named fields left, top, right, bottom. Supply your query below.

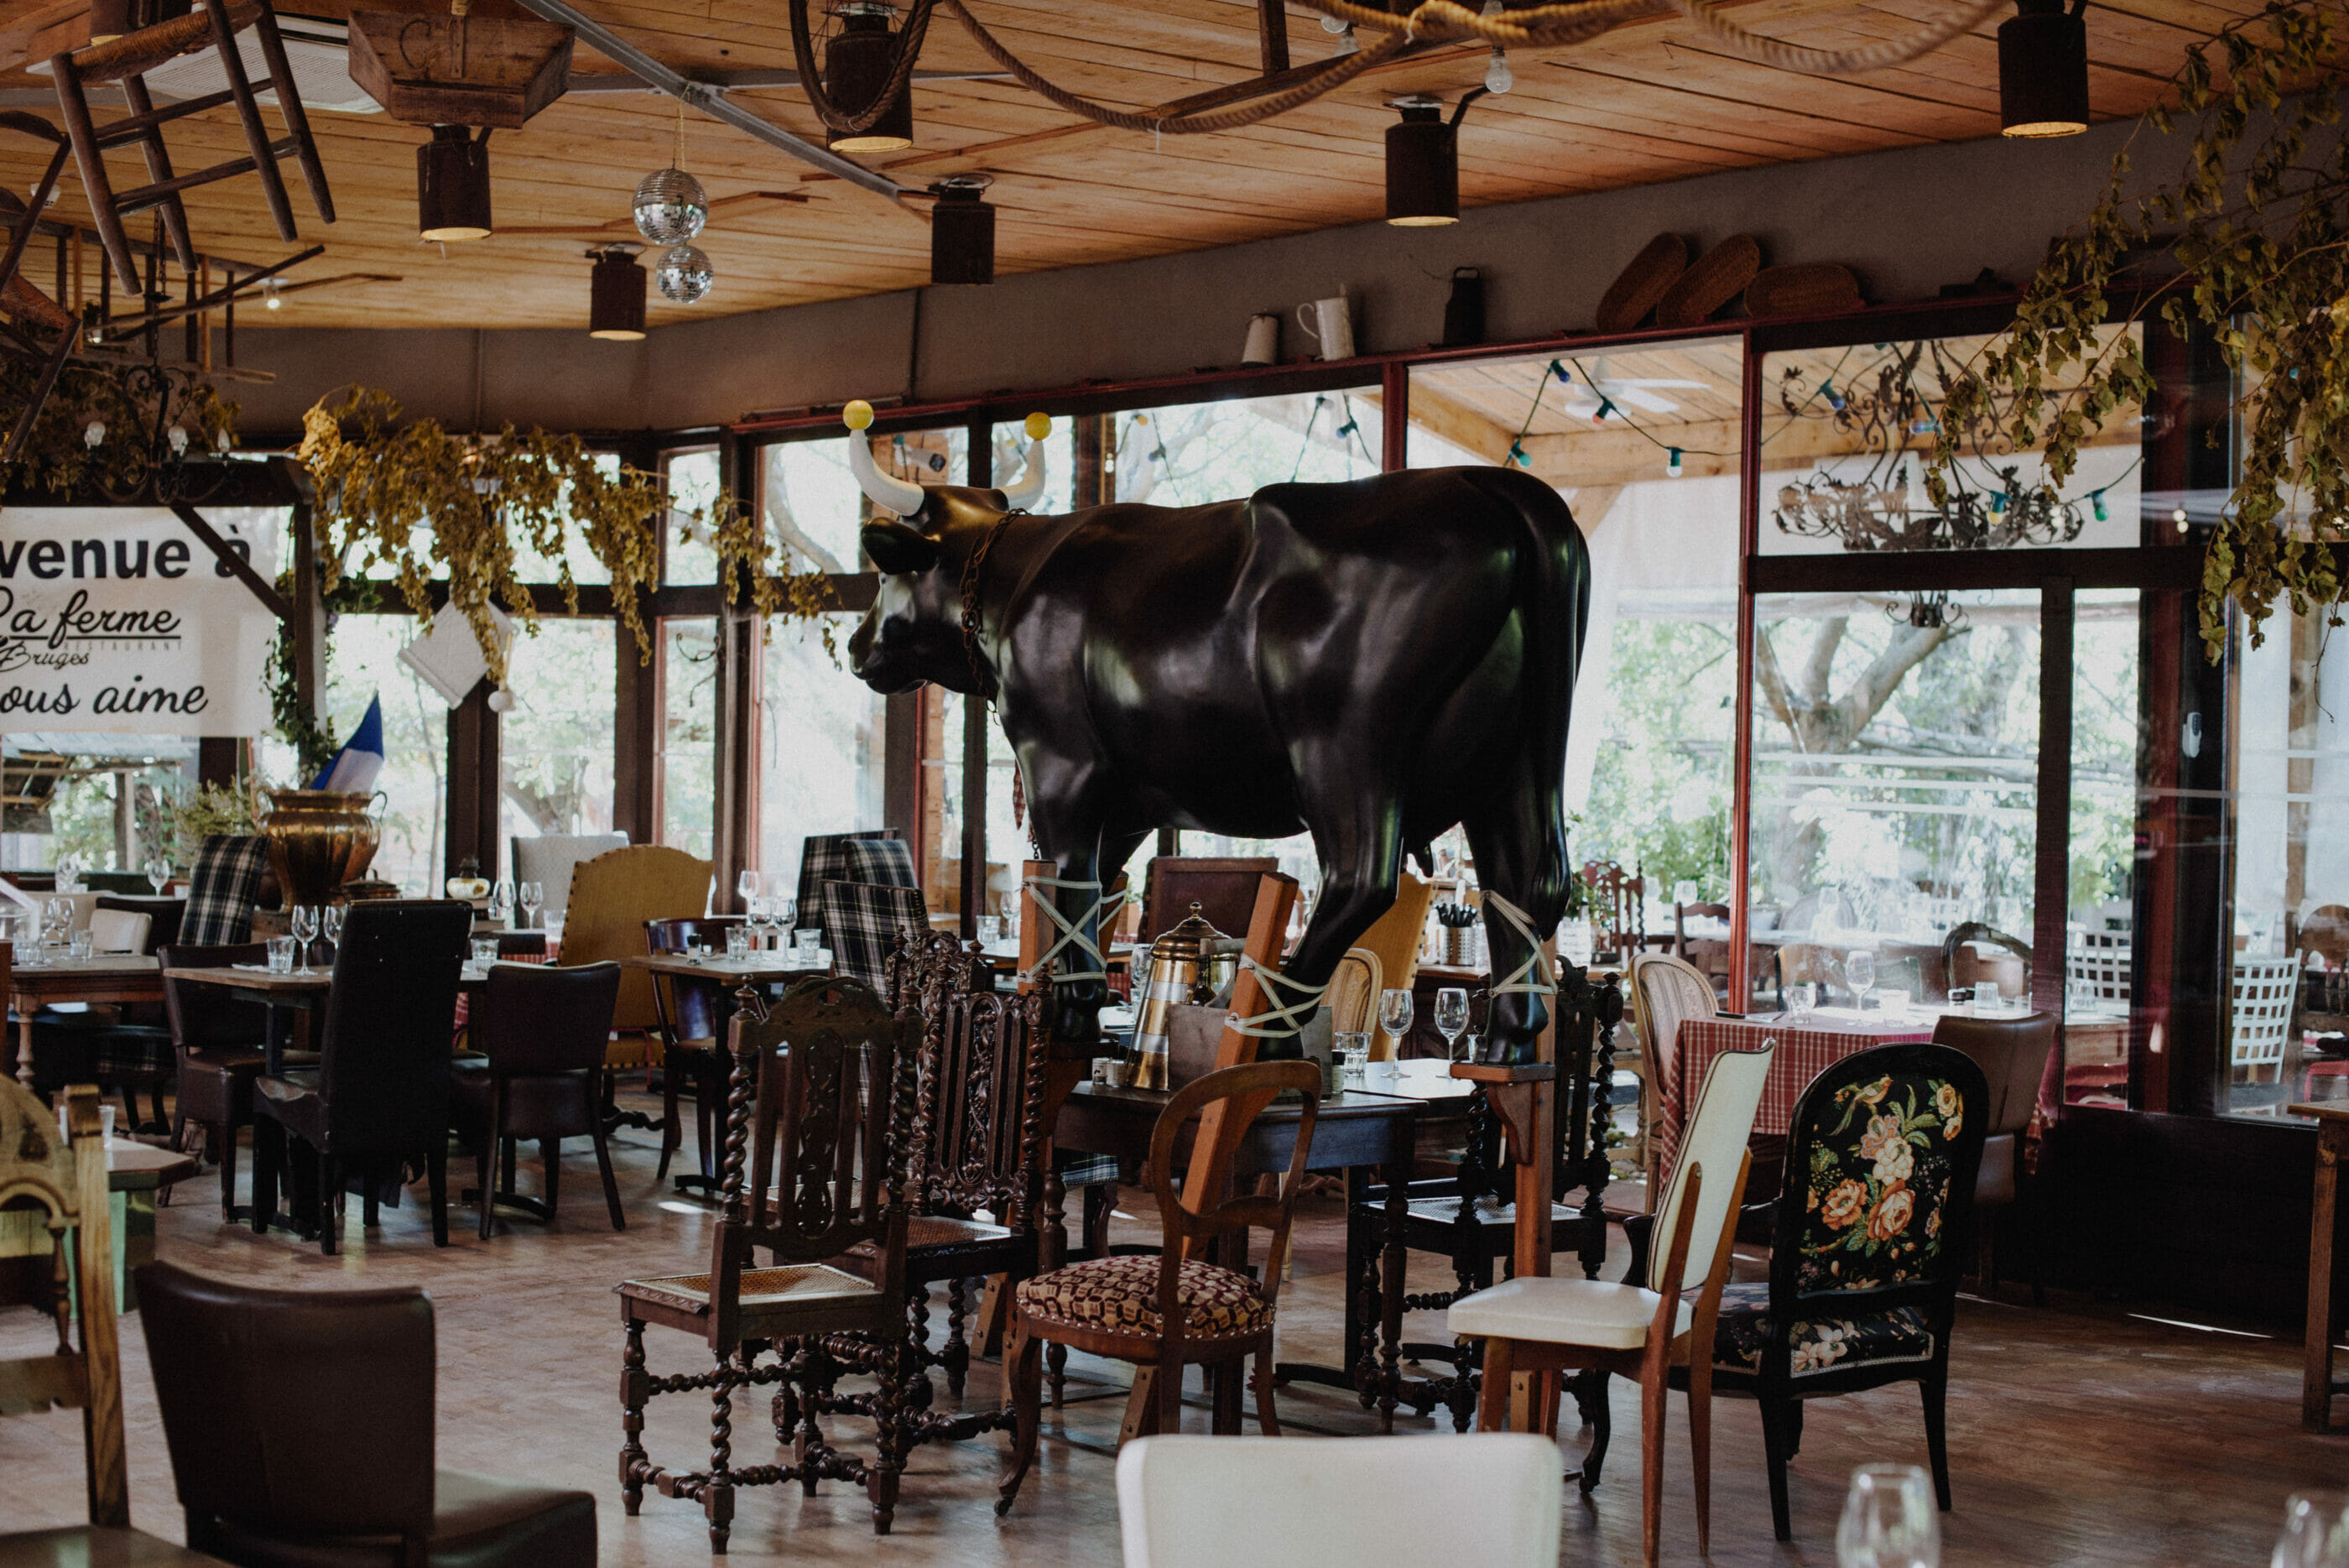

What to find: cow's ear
left=862, top=520, right=942, bottom=576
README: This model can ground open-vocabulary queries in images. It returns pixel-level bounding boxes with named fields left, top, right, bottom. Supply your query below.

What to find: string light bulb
left=2091, top=490, right=2109, bottom=521
left=1666, top=447, right=1684, bottom=477
left=263, top=278, right=283, bottom=311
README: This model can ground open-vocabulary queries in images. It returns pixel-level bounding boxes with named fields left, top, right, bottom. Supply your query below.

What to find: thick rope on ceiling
left=789, top=0, right=940, bottom=136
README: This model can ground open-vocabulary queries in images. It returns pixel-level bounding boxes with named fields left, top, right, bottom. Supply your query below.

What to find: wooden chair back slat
left=1149, top=1060, right=1321, bottom=1294
left=890, top=932, right=1050, bottom=1231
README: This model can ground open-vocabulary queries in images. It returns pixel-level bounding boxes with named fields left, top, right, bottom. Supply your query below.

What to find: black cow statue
left=842, top=419, right=1589, bottom=1065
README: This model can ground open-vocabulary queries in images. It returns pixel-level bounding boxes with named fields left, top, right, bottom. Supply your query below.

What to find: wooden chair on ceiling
left=0, top=1079, right=232, bottom=1563
left=0, top=111, right=82, bottom=463
left=617, top=977, right=919, bottom=1544
left=49, top=0, right=334, bottom=300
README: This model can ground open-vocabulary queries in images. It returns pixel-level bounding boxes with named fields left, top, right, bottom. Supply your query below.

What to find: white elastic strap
left=1020, top=876, right=1129, bottom=986
left=1484, top=891, right=1558, bottom=998
left=1226, top=956, right=1330, bottom=1040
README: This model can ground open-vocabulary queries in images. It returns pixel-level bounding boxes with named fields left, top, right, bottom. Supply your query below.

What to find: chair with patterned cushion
left=1704, top=1041, right=1990, bottom=1542
left=617, top=976, right=919, bottom=1545
left=821, top=878, right=930, bottom=991
left=794, top=830, right=914, bottom=949
left=1447, top=1040, right=1772, bottom=1568
left=997, top=1059, right=1323, bottom=1518
left=180, top=834, right=271, bottom=946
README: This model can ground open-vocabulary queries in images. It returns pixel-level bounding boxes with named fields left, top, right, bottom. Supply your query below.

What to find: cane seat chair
left=49, top=0, right=334, bottom=299
left=1326, top=946, right=1383, bottom=1036
left=1447, top=1040, right=1774, bottom=1568
left=617, top=976, right=919, bottom=1545
left=1628, top=953, right=1719, bottom=1203
left=1699, top=1042, right=1989, bottom=1543
left=997, top=1059, right=1324, bottom=1518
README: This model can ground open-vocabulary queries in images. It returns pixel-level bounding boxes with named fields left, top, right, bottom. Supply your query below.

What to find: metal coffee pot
left=1129, top=903, right=1242, bottom=1090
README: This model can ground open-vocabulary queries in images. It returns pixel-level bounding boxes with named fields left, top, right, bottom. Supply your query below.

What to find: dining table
left=0, top=1134, right=196, bottom=1312
left=164, top=960, right=511, bottom=1075
left=1658, top=1005, right=1939, bottom=1181
left=8, top=953, right=166, bottom=1088
left=1049, top=1056, right=1475, bottom=1430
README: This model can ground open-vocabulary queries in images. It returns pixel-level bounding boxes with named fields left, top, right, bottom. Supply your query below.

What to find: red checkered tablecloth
left=1657, top=1011, right=1935, bottom=1184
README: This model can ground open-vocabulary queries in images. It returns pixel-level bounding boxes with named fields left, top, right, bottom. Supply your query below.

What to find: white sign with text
left=0, top=507, right=279, bottom=736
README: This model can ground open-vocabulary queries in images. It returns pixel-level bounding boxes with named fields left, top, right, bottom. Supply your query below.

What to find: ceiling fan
left=1558, top=357, right=1710, bottom=419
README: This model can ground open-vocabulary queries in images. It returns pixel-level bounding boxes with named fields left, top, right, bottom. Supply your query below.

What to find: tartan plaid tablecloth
left=1657, top=1010, right=1935, bottom=1183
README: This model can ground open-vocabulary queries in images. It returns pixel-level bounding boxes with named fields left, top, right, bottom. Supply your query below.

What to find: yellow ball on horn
left=1023, top=411, right=1051, bottom=440
left=843, top=399, right=875, bottom=431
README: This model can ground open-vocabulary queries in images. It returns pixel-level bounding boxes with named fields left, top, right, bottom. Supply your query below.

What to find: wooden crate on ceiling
left=345, top=9, right=573, bottom=128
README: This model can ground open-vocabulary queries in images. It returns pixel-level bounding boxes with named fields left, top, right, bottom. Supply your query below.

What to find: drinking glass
left=289, top=905, right=319, bottom=974
left=488, top=880, right=514, bottom=926
left=1973, top=979, right=2002, bottom=1014
left=1845, top=949, right=1877, bottom=1012
left=795, top=928, right=822, bottom=965
left=471, top=936, right=498, bottom=968
left=977, top=914, right=1003, bottom=946
left=43, top=898, right=71, bottom=945
left=778, top=893, right=797, bottom=930
left=518, top=882, right=544, bottom=930
left=2273, top=1492, right=2349, bottom=1568
left=1435, top=987, right=1471, bottom=1063
left=1835, top=1463, right=1940, bottom=1568
left=267, top=935, right=295, bottom=974
left=685, top=935, right=707, bottom=964
left=1336, top=1030, right=1370, bottom=1081
left=1878, top=987, right=1911, bottom=1023
left=725, top=926, right=750, bottom=959
left=737, top=870, right=762, bottom=908
left=1378, top=987, right=1414, bottom=1056
left=1787, top=982, right=1819, bottom=1019
left=144, top=857, right=170, bottom=895
left=68, top=929, right=92, bottom=962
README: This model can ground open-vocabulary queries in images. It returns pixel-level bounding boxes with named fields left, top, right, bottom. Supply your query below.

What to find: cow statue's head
left=844, top=414, right=1047, bottom=696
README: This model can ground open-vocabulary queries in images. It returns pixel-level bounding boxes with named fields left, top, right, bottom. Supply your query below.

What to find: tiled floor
left=3, top=1096, right=2343, bottom=1564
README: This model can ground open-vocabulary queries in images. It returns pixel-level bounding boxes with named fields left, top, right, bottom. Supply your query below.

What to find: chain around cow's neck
left=959, top=512, right=1018, bottom=705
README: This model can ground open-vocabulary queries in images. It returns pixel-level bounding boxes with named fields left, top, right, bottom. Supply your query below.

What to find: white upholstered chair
left=1627, top=951, right=1721, bottom=1206
left=1115, top=1434, right=1560, bottom=1568
left=1446, top=1038, right=1774, bottom=1568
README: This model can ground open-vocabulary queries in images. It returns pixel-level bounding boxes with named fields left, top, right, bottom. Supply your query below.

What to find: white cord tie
left=1226, top=956, right=1330, bottom=1039
left=1484, top=891, right=1558, bottom=998
left=1020, top=876, right=1129, bottom=986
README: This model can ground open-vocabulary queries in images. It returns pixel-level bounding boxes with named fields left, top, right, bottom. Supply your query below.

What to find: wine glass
left=518, top=881, right=544, bottom=930
left=144, top=856, right=169, bottom=895
left=2273, top=1492, right=2349, bottom=1568
left=488, top=880, right=514, bottom=927
left=1835, top=1464, right=1940, bottom=1568
left=1845, top=948, right=1876, bottom=1013
left=737, top=869, right=762, bottom=910
left=43, top=897, right=71, bottom=953
left=1378, top=987, right=1414, bottom=1059
left=288, top=904, right=319, bottom=975
left=1435, top=987, right=1471, bottom=1064
left=321, top=902, right=345, bottom=956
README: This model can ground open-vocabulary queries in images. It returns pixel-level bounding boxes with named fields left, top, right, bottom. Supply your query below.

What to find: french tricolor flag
left=310, top=695, right=386, bottom=795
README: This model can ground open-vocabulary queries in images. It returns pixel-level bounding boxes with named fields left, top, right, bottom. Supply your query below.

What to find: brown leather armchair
left=451, top=960, right=626, bottom=1238
left=1930, top=1009, right=2059, bottom=1297
left=134, top=1261, right=595, bottom=1568
left=159, top=941, right=275, bottom=1217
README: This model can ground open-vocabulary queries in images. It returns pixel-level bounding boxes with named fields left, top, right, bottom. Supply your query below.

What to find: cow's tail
left=1455, top=463, right=1590, bottom=927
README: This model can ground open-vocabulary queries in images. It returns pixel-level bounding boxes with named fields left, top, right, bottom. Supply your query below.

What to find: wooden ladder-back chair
left=49, top=0, right=334, bottom=298
left=0, top=1082, right=228, bottom=1562
left=617, top=976, right=919, bottom=1546
left=1582, top=860, right=1647, bottom=961
left=996, top=1059, right=1325, bottom=1518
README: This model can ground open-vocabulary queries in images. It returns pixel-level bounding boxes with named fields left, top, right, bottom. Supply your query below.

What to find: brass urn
left=261, top=789, right=381, bottom=908
left=1129, top=903, right=1241, bottom=1091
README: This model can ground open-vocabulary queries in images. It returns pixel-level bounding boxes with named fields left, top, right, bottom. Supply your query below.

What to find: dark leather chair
left=1931, top=1009, right=2059, bottom=1297
left=33, top=896, right=184, bottom=1131
left=1138, top=856, right=1278, bottom=945
left=133, top=1261, right=596, bottom=1568
left=251, top=900, right=471, bottom=1254
left=159, top=942, right=274, bottom=1216
left=643, top=914, right=746, bottom=1186
left=451, top=961, right=626, bottom=1239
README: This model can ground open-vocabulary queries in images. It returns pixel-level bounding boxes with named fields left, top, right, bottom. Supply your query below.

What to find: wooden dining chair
left=1139, top=856, right=1279, bottom=945
left=643, top=914, right=748, bottom=1184
left=1628, top=951, right=1720, bottom=1206
left=49, top=0, right=335, bottom=296
left=1701, top=1042, right=1989, bottom=1541
left=996, top=1058, right=1324, bottom=1518
left=1446, top=1039, right=1774, bottom=1568
left=159, top=940, right=273, bottom=1216
left=617, top=976, right=919, bottom=1544
left=451, top=960, right=628, bottom=1238
left=1326, top=945, right=1382, bottom=1035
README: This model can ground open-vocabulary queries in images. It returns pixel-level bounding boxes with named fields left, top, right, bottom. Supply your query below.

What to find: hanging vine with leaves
left=1927, top=0, right=2349, bottom=659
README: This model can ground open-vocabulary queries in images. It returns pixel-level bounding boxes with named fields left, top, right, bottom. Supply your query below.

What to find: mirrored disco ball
left=655, top=243, right=715, bottom=305
left=633, top=167, right=707, bottom=244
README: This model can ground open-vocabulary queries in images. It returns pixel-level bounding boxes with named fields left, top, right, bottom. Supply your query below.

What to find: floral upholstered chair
left=1706, top=1042, right=1989, bottom=1543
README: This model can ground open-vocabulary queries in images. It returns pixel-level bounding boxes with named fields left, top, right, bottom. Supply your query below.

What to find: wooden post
left=67, top=1085, right=128, bottom=1528
left=445, top=678, right=501, bottom=880
left=1179, top=872, right=1299, bottom=1251
left=287, top=499, right=325, bottom=733
left=2300, top=1107, right=2349, bottom=1430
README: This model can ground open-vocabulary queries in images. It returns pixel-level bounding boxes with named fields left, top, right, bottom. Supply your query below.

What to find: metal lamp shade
left=930, top=183, right=995, bottom=285
left=1385, top=106, right=1459, bottom=227
left=825, top=8, right=914, bottom=153
left=418, top=125, right=492, bottom=241
left=1997, top=0, right=2088, bottom=138
left=588, top=250, right=646, bottom=341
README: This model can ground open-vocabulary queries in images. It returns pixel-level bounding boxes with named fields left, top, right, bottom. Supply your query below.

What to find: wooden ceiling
left=0, top=0, right=2262, bottom=332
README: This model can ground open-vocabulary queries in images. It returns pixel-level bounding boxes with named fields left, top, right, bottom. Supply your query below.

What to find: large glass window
left=0, top=736, right=198, bottom=875
left=658, top=617, right=716, bottom=860
left=2065, top=590, right=2144, bottom=1108
left=757, top=614, right=887, bottom=899
left=497, top=618, right=617, bottom=871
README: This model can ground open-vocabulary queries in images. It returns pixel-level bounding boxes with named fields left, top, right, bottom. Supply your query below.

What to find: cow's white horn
left=847, top=433, right=928, bottom=517
left=997, top=438, right=1048, bottom=509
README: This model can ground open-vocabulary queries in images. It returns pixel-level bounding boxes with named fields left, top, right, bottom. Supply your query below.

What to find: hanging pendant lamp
left=418, top=125, right=492, bottom=242
left=588, top=246, right=647, bottom=341
left=1998, top=0, right=2090, bottom=138
left=1385, top=90, right=1487, bottom=227
left=826, top=2, right=915, bottom=153
left=930, top=175, right=995, bottom=285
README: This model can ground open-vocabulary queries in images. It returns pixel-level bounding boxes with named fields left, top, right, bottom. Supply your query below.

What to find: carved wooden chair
left=997, top=1059, right=1323, bottom=1518
left=1447, top=1041, right=1773, bottom=1568
left=1674, top=899, right=1736, bottom=1002
left=49, top=0, right=335, bottom=298
left=617, top=976, right=919, bottom=1545
left=644, top=914, right=748, bottom=1186
left=1581, top=860, right=1647, bottom=961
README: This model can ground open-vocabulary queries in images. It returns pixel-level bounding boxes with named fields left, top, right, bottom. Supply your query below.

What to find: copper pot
left=261, top=789, right=381, bottom=908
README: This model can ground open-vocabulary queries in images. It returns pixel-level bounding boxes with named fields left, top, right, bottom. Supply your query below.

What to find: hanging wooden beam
left=169, top=502, right=291, bottom=620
